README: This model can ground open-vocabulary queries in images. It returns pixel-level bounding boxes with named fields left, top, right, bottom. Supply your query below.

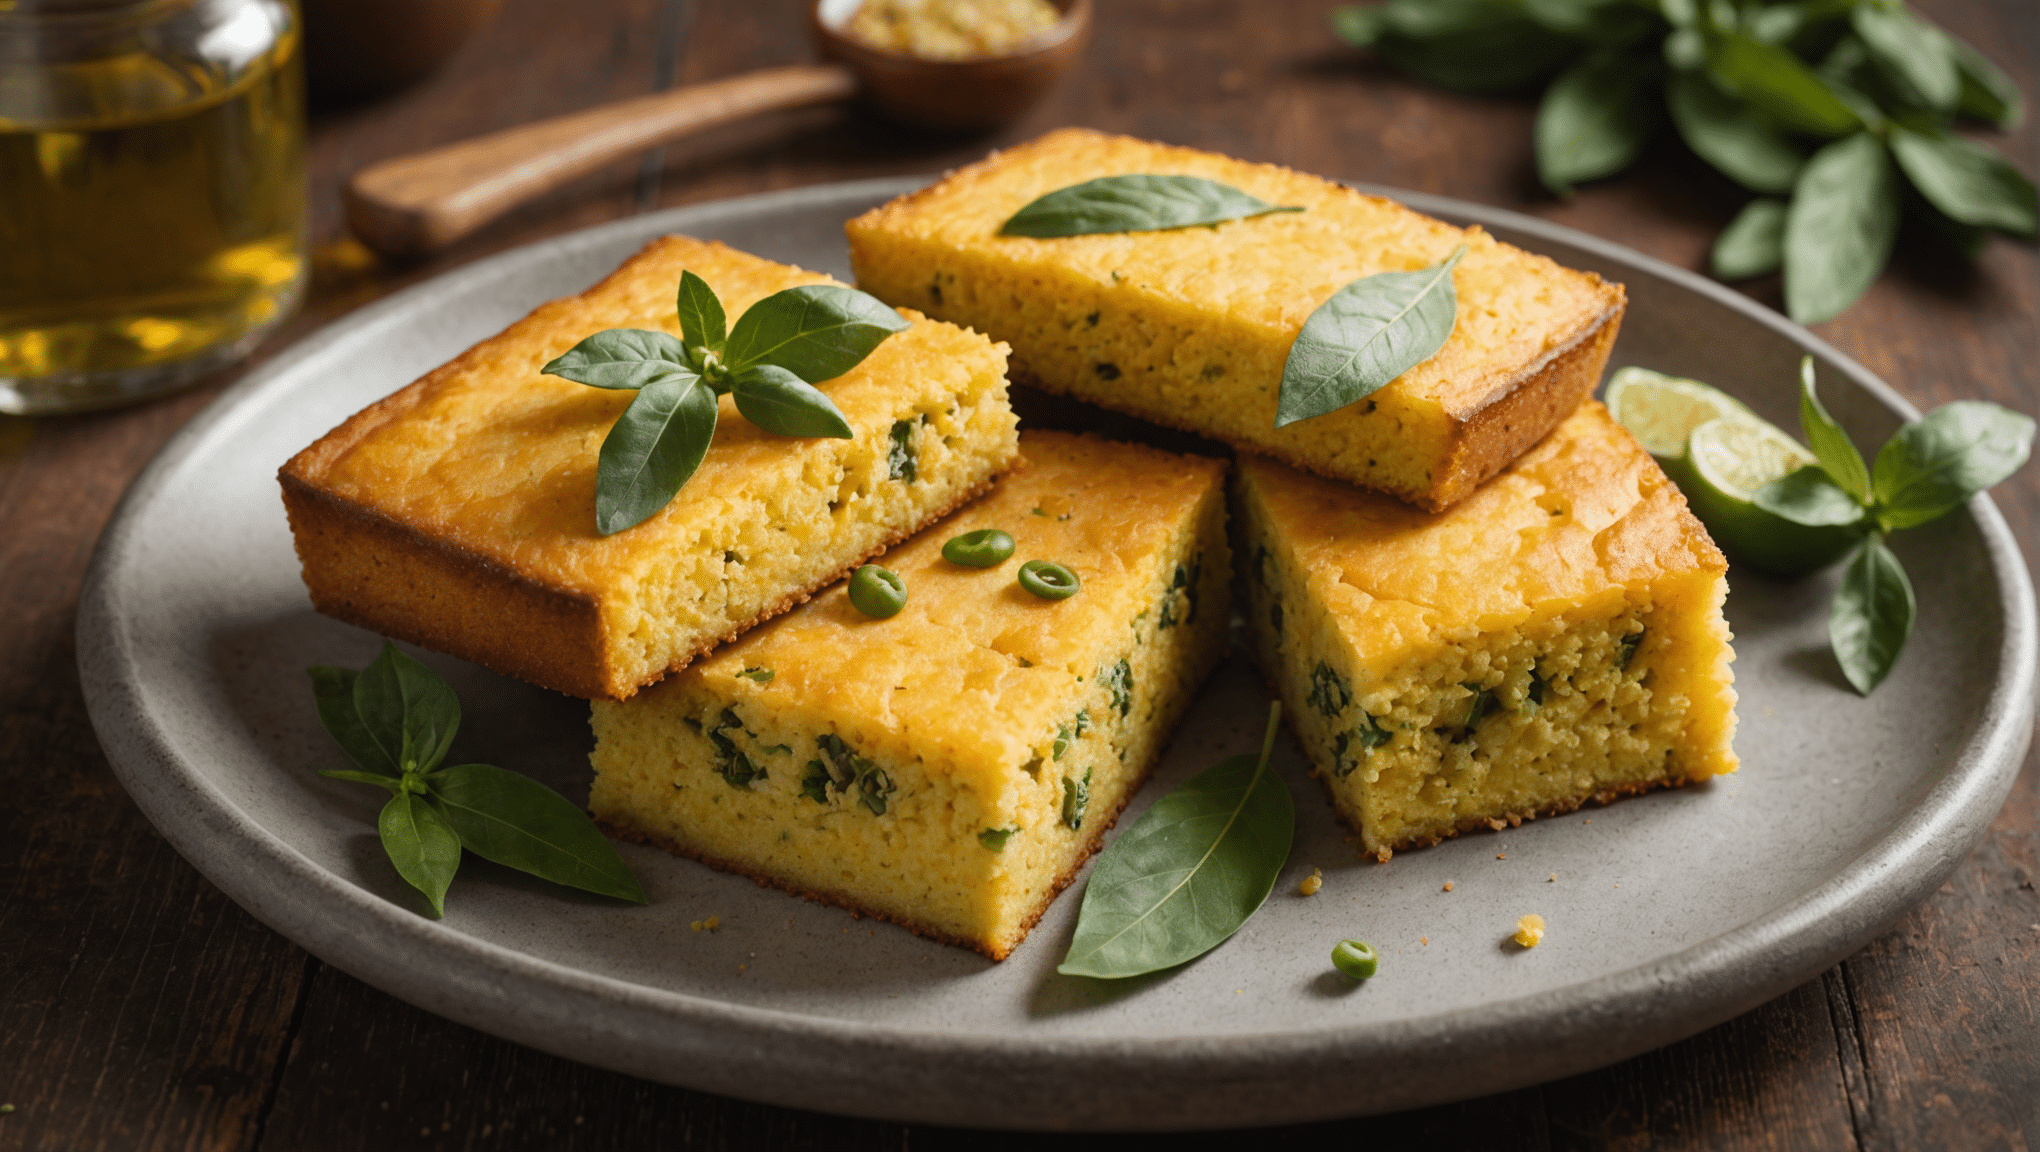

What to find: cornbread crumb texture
left=281, top=234, right=1019, bottom=699
left=847, top=127, right=1625, bottom=509
left=590, top=431, right=1233, bottom=959
left=1238, top=401, right=1738, bottom=861
left=1514, top=914, right=1546, bottom=948
left=1299, top=867, right=1323, bottom=896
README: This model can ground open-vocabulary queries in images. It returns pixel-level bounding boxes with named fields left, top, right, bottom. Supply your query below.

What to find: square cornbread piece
left=281, top=235, right=1020, bottom=700
left=1236, top=402, right=1738, bottom=861
left=846, top=128, right=1626, bottom=511
left=589, top=431, right=1231, bottom=959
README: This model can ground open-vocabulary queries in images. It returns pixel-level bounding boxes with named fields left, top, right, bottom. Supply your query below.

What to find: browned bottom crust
left=596, top=770, right=1144, bottom=963
left=1007, top=301, right=1621, bottom=514
left=282, top=459, right=1017, bottom=702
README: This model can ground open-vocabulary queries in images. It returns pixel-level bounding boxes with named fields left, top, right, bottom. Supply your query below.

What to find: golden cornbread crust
left=847, top=127, right=1627, bottom=511
left=281, top=234, right=1020, bottom=699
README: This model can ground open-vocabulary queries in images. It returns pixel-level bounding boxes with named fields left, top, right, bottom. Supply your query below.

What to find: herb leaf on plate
left=1058, top=702, right=1294, bottom=980
left=378, top=788, right=463, bottom=918
left=310, top=642, right=648, bottom=917
left=729, top=363, right=855, bottom=440
left=1753, top=464, right=1868, bottom=528
left=1276, top=245, right=1464, bottom=428
left=998, top=174, right=1303, bottom=238
left=1830, top=534, right=1915, bottom=695
left=1871, top=400, right=2036, bottom=531
left=1794, top=358, right=1872, bottom=500
left=426, top=763, right=647, bottom=903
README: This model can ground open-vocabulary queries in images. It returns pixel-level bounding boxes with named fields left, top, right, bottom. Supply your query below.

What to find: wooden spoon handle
left=345, top=63, right=861, bottom=258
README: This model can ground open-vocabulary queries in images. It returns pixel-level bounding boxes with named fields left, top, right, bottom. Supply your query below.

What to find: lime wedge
left=1604, top=366, right=1754, bottom=464
left=1671, top=416, right=1860, bottom=577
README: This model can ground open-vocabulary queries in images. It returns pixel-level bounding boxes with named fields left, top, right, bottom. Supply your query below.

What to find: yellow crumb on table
left=1496, top=852, right=1506, bottom=859
left=1514, top=914, right=1546, bottom=948
left=1299, top=868, right=1323, bottom=896
left=1442, top=881, right=1454, bottom=892
left=1420, top=936, right=1428, bottom=945
left=691, top=916, right=721, bottom=932
left=1548, top=873, right=1557, bottom=882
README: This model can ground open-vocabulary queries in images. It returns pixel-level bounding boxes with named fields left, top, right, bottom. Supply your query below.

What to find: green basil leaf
left=1753, top=464, right=1869, bottom=527
left=1535, top=51, right=1663, bottom=196
left=424, top=763, right=647, bottom=904
left=1888, top=127, right=2038, bottom=242
left=1830, top=534, right=1914, bottom=695
left=1351, top=0, right=1577, bottom=95
left=1711, top=197, right=1788, bottom=280
left=595, top=371, right=717, bottom=536
left=1663, top=27, right=1704, bottom=70
left=309, top=665, right=400, bottom=776
left=1948, top=36, right=2024, bottom=129
left=1784, top=132, right=1899, bottom=324
left=1796, top=357, right=1872, bottom=500
left=1705, top=31, right=1863, bottom=137
left=317, top=768, right=404, bottom=792
left=351, top=642, right=460, bottom=775
left=729, top=363, right=854, bottom=439
left=1058, top=705, right=1294, bottom=979
left=540, top=329, right=691, bottom=391
left=1667, top=70, right=1805, bottom=194
left=1850, top=4, right=1959, bottom=114
left=1519, top=0, right=1658, bottom=44
left=675, top=270, right=727, bottom=352
left=1871, top=400, right=2036, bottom=530
left=379, top=789, right=463, bottom=918
left=999, top=174, right=1303, bottom=238
left=1276, top=246, right=1464, bottom=428
left=721, top=285, right=910, bottom=382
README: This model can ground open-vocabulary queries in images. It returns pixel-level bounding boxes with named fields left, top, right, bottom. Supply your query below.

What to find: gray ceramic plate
left=79, top=178, right=2035, bottom=1130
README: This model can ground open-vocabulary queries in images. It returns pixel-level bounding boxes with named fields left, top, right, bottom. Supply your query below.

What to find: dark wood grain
left=0, top=0, right=2033, bottom=1148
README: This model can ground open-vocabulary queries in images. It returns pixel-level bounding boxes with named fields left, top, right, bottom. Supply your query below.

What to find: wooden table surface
left=4, top=1, right=2035, bottom=1147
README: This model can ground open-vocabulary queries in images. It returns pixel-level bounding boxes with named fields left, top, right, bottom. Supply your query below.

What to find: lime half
left=1673, top=416, right=1860, bottom=577
left=1604, top=366, right=1755, bottom=464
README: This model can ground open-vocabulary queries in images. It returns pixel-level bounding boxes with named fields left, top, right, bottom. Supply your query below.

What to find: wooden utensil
left=344, top=0, right=1091, bottom=258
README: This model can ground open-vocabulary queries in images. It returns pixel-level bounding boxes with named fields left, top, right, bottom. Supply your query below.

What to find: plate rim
left=77, top=175, right=2037, bottom=1129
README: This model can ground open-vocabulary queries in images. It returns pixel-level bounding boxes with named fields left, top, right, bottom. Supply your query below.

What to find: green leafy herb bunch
left=311, top=642, right=647, bottom=916
left=1332, top=0, right=2035, bottom=324
left=1756, top=357, right=2032, bottom=693
left=541, top=271, right=910, bottom=535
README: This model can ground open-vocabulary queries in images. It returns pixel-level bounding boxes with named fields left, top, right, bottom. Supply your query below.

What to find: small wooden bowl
left=810, top=0, right=1092, bottom=132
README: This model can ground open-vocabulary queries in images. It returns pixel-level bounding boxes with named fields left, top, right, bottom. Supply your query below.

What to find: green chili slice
left=848, top=564, right=908, bottom=618
left=1018, top=559, right=1081, bottom=600
left=1331, top=939, right=1379, bottom=980
left=942, top=528, right=1016, bottom=568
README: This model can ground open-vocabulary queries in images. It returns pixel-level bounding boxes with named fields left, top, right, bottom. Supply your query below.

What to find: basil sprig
left=999, top=174, right=1302, bottom=238
left=542, top=271, right=909, bottom=535
left=1058, top=702, right=1294, bottom=979
left=1752, top=357, right=2032, bottom=694
left=310, top=642, right=648, bottom=916
left=1334, top=0, right=2035, bottom=324
left=1275, top=245, right=1465, bottom=428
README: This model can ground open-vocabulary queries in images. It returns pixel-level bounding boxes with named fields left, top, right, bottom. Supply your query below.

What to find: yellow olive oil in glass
left=0, top=0, right=307, bottom=413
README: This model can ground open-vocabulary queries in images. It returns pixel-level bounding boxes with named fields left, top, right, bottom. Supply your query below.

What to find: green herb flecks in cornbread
left=1237, top=401, right=1738, bottom=861
left=589, top=432, right=1231, bottom=959
left=846, top=128, right=1625, bottom=512
left=281, top=235, right=1020, bottom=701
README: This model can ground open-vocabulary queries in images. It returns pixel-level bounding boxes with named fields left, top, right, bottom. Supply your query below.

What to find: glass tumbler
left=1, top=0, right=306, bottom=414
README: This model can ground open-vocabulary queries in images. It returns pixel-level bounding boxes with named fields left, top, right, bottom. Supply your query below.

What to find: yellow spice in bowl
left=846, top=0, right=1062, bottom=60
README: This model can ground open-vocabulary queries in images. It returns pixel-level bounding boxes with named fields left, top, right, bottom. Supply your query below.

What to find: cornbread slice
left=589, top=431, right=1231, bottom=959
left=1236, top=402, right=1737, bottom=861
left=846, top=128, right=1626, bottom=511
left=281, top=235, right=1020, bottom=700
